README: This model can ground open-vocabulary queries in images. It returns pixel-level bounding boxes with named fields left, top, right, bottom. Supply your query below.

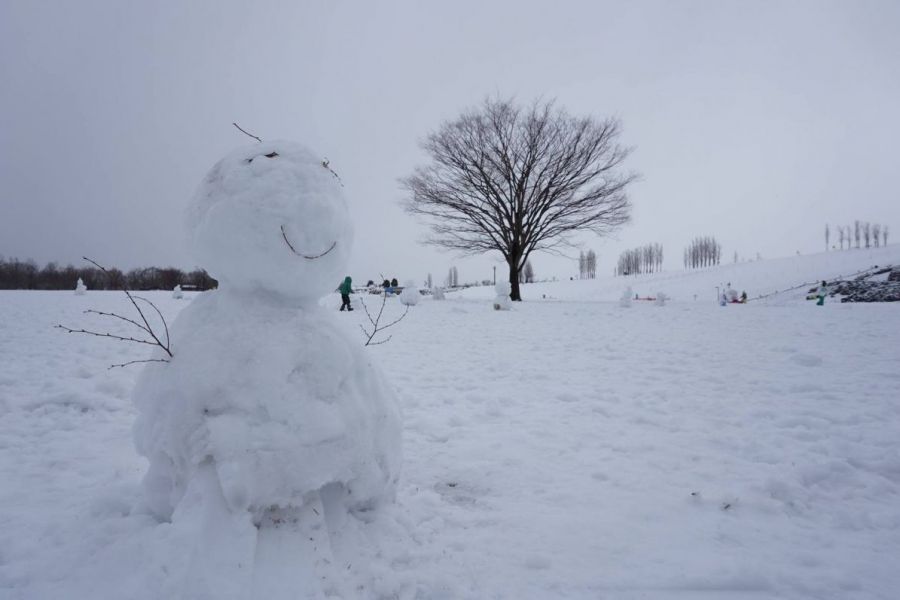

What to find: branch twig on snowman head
left=232, top=122, right=262, bottom=143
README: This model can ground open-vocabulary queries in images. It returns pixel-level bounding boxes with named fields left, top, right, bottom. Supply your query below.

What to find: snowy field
left=2, top=251, right=900, bottom=599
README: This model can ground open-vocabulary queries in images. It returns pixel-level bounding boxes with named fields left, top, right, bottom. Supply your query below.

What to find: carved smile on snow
left=280, top=225, right=337, bottom=260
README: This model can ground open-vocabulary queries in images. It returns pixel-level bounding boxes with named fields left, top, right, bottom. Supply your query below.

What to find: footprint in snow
left=789, top=353, right=823, bottom=367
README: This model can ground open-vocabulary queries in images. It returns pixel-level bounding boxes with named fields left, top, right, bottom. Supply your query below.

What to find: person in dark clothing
left=338, top=276, right=353, bottom=311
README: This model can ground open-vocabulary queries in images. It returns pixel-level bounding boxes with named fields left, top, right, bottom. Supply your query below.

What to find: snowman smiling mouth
left=280, top=225, right=337, bottom=260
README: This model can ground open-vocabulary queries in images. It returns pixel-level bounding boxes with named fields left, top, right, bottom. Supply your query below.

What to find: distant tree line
left=831, top=221, right=889, bottom=250
left=579, top=250, right=597, bottom=279
left=683, top=236, right=722, bottom=270
left=616, top=243, right=663, bottom=276
left=0, top=257, right=217, bottom=291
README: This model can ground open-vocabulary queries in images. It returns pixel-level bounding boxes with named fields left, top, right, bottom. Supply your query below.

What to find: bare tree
left=825, top=224, right=830, bottom=251
left=854, top=220, right=861, bottom=249
left=838, top=226, right=845, bottom=250
left=863, top=222, right=871, bottom=248
left=402, top=97, right=635, bottom=301
left=872, top=224, right=881, bottom=248
left=884, top=225, right=889, bottom=246
left=586, top=249, right=597, bottom=279
left=683, top=236, right=721, bottom=270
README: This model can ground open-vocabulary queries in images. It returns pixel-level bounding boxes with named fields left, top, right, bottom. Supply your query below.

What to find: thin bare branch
left=55, top=325, right=160, bottom=347
left=232, top=122, right=262, bottom=142
left=109, top=358, right=170, bottom=370
left=56, top=257, right=174, bottom=365
left=358, top=294, right=409, bottom=346
left=84, top=309, right=151, bottom=334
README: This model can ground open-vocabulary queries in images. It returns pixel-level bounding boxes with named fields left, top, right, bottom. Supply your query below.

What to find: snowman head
left=187, top=141, right=352, bottom=301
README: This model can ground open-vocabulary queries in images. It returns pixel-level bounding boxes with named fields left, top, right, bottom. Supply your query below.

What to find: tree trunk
left=508, top=259, right=521, bottom=301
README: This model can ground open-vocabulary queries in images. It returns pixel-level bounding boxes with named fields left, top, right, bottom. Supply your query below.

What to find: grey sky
left=2, top=1, right=898, bottom=285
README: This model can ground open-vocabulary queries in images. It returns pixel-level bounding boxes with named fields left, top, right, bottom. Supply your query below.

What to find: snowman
left=74, top=277, right=87, bottom=295
left=493, top=280, right=512, bottom=310
left=619, top=286, right=633, bottom=307
left=132, top=141, right=402, bottom=598
left=398, top=279, right=419, bottom=306
left=172, top=284, right=184, bottom=299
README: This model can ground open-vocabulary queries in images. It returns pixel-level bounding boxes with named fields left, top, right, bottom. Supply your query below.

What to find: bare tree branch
left=56, top=257, right=174, bottom=368
left=109, top=358, right=170, bottom=370
left=232, top=122, right=262, bottom=142
left=401, top=97, right=636, bottom=300
left=358, top=293, right=409, bottom=346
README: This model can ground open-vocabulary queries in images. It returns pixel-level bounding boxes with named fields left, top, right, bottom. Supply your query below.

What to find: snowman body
left=133, top=141, right=401, bottom=524
left=399, top=279, right=419, bottom=306
left=74, top=277, right=87, bottom=295
left=493, top=280, right=512, bottom=310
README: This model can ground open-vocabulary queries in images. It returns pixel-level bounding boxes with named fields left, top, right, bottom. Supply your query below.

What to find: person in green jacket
left=816, top=280, right=827, bottom=306
left=338, top=276, right=353, bottom=311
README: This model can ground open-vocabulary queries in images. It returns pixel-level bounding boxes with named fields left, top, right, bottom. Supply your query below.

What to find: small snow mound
left=493, top=280, right=512, bottom=310
left=399, top=280, right=420, bottom=306
left=74, top=277, right=87, bottom=295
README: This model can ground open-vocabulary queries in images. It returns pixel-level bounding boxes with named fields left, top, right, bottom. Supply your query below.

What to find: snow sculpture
left=172, top=284, right=184, bottom=299
left=132, top=141, right=402, bottom=596
left=493, top=280, right=512, bottom=310
left=432, top=286, right=445, bottom=300
left=655, top=292, right=668, bottom=306
left=74, top=278, right=87, bottom=295
left=399, top=279, right=420, bottom=306
left=619, top=286, right=633, bottom=308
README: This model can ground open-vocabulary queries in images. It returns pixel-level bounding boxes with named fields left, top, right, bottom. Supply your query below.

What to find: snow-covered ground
left=2, top=248, right=899, bottom=599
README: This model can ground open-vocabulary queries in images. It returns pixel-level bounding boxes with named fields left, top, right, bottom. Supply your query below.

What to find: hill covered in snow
left=459, top=245, right=900, bottom=304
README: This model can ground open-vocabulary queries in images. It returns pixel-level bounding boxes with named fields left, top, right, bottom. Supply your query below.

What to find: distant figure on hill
left=338, top=276, right=353, bottom=311
left=816, top=280, right=827, bottom=306
left=740, top=291, right=748, bottom=304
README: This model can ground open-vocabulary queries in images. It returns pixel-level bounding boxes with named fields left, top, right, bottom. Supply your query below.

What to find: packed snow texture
left=129, top=141, right=401, bottom=597
left=133, top=292, right=402, bottom=520
left=399, top=280, right=419, bottom=306
left=620, top=286, right=633, bottom=307
left=186, top=141, right=353, bottom=300
left=2, top=245, right=900, bottom=599
left=493, top=280, right=512, bottom=310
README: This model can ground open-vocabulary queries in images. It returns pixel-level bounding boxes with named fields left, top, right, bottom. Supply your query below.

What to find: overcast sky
left=2, top=0, right=898, bottom=285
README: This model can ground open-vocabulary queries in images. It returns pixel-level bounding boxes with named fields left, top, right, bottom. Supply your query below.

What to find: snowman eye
left=245, top=152, right=280, bottom=164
